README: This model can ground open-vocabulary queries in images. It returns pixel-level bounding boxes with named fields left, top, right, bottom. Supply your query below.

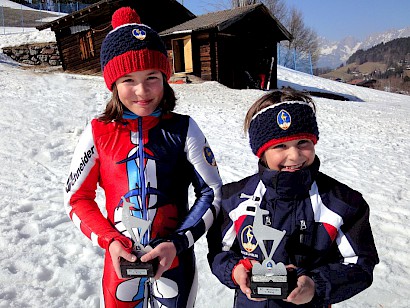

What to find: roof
left=159, top=3, right=292, bottom=41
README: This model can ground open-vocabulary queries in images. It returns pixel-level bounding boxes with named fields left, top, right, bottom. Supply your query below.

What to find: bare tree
left=199, top=0, right=231, bottom=13
left=230, top=0, right=319, bottom=67
left=260, top=0, right=287, bottom=23
left=231, top=0, right=287, bottom=23
left=282, top=7, right=319, bottom=66
left=232, top=0, right=258, bottom=7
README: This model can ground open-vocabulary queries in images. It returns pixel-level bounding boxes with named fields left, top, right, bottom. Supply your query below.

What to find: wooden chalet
left=37, top=1, right=291, bottom=89
left=160, top=4, right=292, bottom=89
left=36, top=0, right=195, bottom=75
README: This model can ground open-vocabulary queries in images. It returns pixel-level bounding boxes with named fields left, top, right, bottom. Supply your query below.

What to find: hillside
left=346, top=37, right=410, bottom=67
left=319, top=37, right=410, bottom=94
left=0, top=6, right=60, bottom=28
left=320, top=62, right=387, bottom=81
left=318, top=26, right=410, bottom=69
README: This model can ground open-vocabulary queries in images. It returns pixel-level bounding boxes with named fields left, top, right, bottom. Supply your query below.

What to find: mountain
left=346, top=36, right=410, bottom=66
left=317, top=26, right=410, bottom=68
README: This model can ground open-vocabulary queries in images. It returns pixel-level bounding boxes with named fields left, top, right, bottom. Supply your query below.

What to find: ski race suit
left=207, top=156, right=378, bottom=308
left=64, top=112, right=222, bottom=308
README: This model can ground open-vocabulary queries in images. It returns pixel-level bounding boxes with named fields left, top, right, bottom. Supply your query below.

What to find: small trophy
left=119, top=197, right=158, bottom=278
left=250, top=206, right=297, bottom=299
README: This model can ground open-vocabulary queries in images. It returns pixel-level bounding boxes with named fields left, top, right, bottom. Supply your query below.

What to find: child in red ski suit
left=64, top=7, right=222, bottom=308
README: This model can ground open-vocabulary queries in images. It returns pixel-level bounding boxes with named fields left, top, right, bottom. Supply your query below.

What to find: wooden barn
left=37, top=1, right=291, bottom=89
left=36, top=0, right=195, bottom=75
left=160, top=4, right=292, bottom=89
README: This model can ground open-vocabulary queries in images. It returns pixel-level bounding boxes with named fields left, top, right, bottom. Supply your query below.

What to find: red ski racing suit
left=64, top=112, right=222, bottom=307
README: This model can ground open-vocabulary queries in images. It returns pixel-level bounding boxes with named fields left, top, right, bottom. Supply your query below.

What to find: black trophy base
left=120, top=255, right=158, bottom=278
left=250, top=270, right=297, bottom=299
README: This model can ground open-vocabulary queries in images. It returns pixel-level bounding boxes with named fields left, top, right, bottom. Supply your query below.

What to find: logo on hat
left=132, top=28, right=146, bottom=40
left=277, top=110, right=291, bottom=130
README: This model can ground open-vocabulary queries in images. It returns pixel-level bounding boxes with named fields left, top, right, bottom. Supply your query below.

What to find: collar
left=120, top=109, right=162, bottom=132
left=123, top=108, right=162, bottom=119
left=259, top=156, right=320, bottom=199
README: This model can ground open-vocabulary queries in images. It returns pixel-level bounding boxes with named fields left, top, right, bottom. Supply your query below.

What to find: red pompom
left=111, top=7, right=141, bottom=29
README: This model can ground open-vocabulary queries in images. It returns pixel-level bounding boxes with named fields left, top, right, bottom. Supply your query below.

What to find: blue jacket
left=207, top=156, right=378, bottom=307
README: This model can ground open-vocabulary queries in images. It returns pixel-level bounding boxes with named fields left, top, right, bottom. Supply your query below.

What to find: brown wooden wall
left=196, top=33, right=212, bottom=81
left=56, top=22, right=109, bottom=75
left=164, top=29, right=278, bottom=89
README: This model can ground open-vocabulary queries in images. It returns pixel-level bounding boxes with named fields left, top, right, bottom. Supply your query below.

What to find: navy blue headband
left=249, top=101, right=319, bottom=157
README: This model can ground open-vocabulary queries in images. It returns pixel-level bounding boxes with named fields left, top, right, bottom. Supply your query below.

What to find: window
left=79, top=30, right=95, bottom=60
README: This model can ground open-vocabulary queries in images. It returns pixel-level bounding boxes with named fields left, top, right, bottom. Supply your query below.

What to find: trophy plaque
left=250, top=206, right=297, bottom=299
left=119, top=197, right=158, bottom=278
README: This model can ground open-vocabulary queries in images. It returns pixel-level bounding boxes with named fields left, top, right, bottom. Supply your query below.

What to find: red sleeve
left=64, top=123, right=132, bottom=251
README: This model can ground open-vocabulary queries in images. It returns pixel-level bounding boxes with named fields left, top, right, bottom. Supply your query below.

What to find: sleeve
left=309, top=196, right=379, bottom=306
left=206, top=185, right=242, bottom=289
left=150, top=117, right=222, bottom=254
left=64, top=123, right=132, bottom=251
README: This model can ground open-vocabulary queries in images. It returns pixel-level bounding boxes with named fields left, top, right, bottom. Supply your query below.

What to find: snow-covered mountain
left=318, top=26, right=410, bottom=68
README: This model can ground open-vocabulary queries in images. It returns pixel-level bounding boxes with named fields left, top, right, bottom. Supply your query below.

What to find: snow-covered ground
left=0, top=6, right=409, bottom=307
left=0, top=27, right=55, bottom=47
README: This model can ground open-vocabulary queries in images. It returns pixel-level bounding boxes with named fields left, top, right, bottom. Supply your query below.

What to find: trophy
left=119, top=197, right=158, bottom=278
left=250, top=206, right=297, bottom=299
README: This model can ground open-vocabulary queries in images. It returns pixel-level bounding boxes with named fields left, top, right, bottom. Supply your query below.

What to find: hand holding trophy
left=119, top=197, right=158, bottom=278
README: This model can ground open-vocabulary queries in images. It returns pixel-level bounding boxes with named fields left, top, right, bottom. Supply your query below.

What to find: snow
left=0, top=28, right=55, bottom=47
left=1, top=15, right=410, bottom=308
left=319, top=44, right=337, bottom=56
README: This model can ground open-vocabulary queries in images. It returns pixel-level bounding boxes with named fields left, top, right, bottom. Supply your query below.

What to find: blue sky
left=182, top=0, right=410, bottom=41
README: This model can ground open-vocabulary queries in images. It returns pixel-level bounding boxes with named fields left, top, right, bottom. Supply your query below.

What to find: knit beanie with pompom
left=100, top=7, right=171, bottom=91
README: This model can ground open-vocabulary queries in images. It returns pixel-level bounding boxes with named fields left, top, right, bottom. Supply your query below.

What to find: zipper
left=137, top=117, right=149, bottom=244
left=299, top=219, right=307, bottom=243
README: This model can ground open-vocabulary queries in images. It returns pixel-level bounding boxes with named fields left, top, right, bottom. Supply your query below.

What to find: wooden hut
left=160, top=4, right=292, bottom=89
left=36, top=0, right=195, bottom=75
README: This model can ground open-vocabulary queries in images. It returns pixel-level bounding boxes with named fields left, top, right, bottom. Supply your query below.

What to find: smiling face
left=115, top=70, right=164, bottom=117
left=263, top=138, right=316, bottom=172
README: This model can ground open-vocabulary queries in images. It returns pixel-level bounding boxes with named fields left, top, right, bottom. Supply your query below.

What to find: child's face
left=115, top=70, right=164, bottom=117
left=263, top=139, right=315, bottom=172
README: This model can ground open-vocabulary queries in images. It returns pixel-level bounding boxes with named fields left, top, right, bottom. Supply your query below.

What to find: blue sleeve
left=151, top=117, right=222, bottom=254
left=310, top=197, right=378, bottom=305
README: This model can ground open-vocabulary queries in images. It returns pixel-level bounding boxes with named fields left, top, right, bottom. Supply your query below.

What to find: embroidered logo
left=241, top=225, right=258, bottom=252
left=203, top=146, right=217, bottom=166
left=277, top=109, right=291, bottom=130
left=132, top=28, right=146, bottom=40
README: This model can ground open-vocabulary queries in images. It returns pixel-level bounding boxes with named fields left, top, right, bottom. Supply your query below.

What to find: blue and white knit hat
left=249, top=101, right=319, bottom=158
left=100, top=7, right=171, bottom=91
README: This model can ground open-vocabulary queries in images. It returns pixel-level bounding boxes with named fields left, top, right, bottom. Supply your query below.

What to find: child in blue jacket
left=207, top=89, right=378, bottom=307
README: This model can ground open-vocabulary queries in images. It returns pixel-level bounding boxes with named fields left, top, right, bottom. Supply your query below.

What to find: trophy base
left=250, top=270, right=297, bottom=299
left=119, top=251, right=158, bottom=278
